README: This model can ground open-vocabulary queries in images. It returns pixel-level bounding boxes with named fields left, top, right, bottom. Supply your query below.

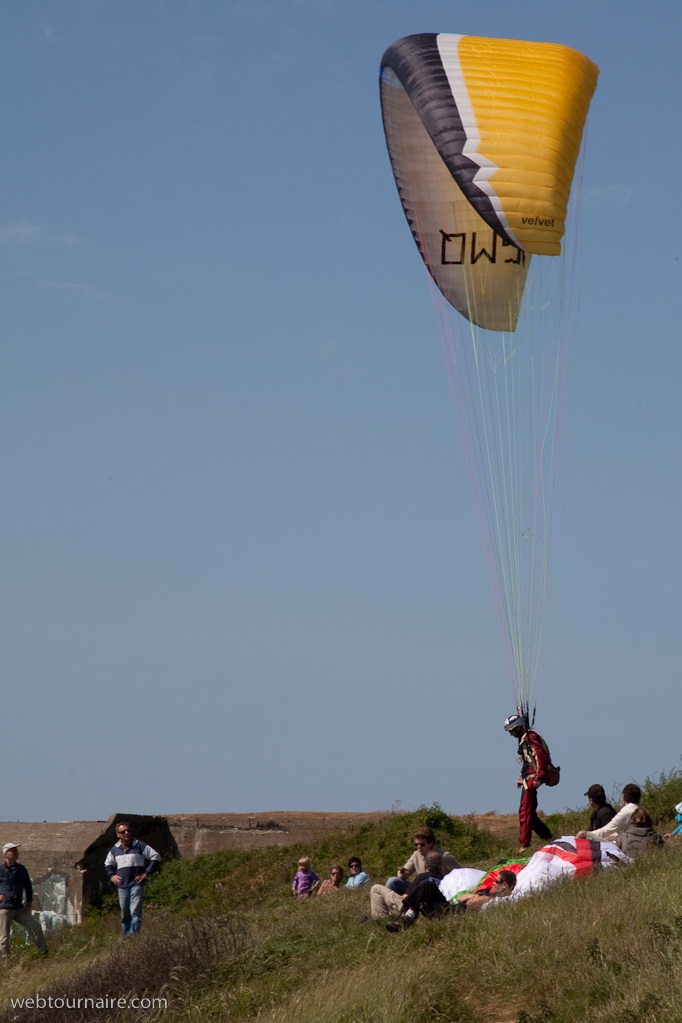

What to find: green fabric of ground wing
left=1, top=776, right=682, bottom=1023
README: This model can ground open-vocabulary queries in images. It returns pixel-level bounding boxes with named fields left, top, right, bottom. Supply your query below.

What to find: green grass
left=2, top=776, right=682, bottom=1023
left=138, top=844, right=682, bottom=1023
left=168, top=843, right=682, bottom=1023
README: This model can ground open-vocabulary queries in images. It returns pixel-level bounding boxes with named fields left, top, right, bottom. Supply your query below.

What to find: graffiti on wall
left=30, top=874, right=75, bottom=931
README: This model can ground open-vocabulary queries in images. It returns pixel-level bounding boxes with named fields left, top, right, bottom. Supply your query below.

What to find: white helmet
left=504, top=714, right=525, bottom=732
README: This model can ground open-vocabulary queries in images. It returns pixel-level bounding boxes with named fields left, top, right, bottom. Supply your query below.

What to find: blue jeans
left=384, top=876, right=410, bottom=895
left=118, top=885, right=144, bottom=937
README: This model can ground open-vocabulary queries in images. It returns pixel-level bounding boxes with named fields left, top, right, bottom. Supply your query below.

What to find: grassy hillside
left=1, top=770, right=682, bottom=1023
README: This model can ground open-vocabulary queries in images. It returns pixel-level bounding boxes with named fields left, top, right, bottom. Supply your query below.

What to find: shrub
left=641, top=765, right=682, bottom=827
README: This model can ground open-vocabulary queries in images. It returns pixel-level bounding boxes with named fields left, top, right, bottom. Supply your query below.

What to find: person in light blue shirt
left=345, top=857, right=370, bottom=888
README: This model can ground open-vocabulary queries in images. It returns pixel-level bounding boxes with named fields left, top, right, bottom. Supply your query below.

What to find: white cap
left=675, top=801, right=682, bottom=816
left=2, top=843, right=18, bottom=854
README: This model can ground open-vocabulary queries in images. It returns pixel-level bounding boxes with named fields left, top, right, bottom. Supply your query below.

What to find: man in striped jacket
left=105, top=822, right=161, bottom=937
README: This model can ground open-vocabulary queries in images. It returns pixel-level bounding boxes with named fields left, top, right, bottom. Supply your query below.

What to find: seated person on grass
left=385, top=852, right=449, bottom=931
left=584, top=784, right=617, bottom=832
left=663, top=801, right=682, bottom=840
left=317, top=865, right=345, bottom=894
left=373, top=850, right=445, bottom=922
left=457, top=869, right=517, bottom=909
left=345, top=857, right=371, bottom=888
left=292, top=857, right=321, bottom=899
left=384, top=827, right=461, bottom=895
left=576, top=784, right=640, bottom=844
left=615, top=808, right=664, bottom=856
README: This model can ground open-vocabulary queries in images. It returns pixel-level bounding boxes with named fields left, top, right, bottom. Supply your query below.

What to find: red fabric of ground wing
left=473, top=860, right=528, bottom=892
left=543, top=839, right=594, bottom=878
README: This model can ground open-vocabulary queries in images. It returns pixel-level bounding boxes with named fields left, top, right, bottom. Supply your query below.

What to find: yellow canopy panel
left=456, top=35, right=599, bottom=254
left=381, top=33, right=599, bottom=266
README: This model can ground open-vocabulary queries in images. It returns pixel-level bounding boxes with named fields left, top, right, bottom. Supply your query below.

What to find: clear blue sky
left=1, top=0, right=680, bottom=821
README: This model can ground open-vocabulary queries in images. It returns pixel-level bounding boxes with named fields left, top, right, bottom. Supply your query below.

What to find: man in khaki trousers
left=371, top=827, right=460, bottom=919
left=0, top=843, right=48, bottom=958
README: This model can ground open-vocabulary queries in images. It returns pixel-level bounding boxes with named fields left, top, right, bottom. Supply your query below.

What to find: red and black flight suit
left=517, top=729, right=553, bottom=848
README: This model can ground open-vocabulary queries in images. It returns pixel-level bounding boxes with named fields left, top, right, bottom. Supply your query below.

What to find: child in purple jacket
left=292, top=856, right=321, bottom=899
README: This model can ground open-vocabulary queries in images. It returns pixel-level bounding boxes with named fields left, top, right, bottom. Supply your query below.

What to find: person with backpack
left=504, top=714, right=559, bottom=853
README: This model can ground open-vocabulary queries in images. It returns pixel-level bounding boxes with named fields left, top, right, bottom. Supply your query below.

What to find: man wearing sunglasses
left=370, top=827, right=460, bottom=921
left=105, top=822, right=161, bottom=938
left=384, top=827, right=460, bottom=895
left=456, top=869, right=517, bottom=909
left=346, top=858, right=371, bottom=888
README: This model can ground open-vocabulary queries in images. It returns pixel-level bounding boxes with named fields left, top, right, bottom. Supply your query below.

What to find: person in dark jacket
left=385, top=852, right=447, bottom=931
left=615, top=808, right=664, bottom=856
left=105, top=822, right=161, bottom=937
left=585, top=784, right=617, bottom=831
left=0, top=843, right=48, bottom=958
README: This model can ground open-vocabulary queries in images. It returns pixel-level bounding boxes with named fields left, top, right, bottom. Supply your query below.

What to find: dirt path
left=467, top=813, right=519, bottom=840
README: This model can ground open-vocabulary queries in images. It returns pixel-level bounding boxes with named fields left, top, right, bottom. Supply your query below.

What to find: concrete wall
left=166, top=811, right=387, bottom=858
left=0, top=820, right=106, bottom=929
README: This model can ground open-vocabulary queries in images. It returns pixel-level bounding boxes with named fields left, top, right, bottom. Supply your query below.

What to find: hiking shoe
left=519, top=845, right=531, bottom=854
left=386, top=914, right=414, bottom=933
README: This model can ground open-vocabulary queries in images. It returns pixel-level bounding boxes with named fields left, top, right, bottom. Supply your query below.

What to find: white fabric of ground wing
left=439, top=867, right=486, bottom=901
left=491, top=838, right=630, bottom=907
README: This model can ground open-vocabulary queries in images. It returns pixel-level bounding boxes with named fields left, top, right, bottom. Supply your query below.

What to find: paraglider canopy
left=379, top=31, right=598, bottom=718
left=380, top=34, right=598, bottom=330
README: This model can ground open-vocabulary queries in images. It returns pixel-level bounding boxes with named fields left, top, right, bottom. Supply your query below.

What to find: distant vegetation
left=1, top=766, right=681, bottom=1022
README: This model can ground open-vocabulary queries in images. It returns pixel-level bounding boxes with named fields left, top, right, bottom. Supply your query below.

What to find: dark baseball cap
left=584, top=784, right=606, bottom=801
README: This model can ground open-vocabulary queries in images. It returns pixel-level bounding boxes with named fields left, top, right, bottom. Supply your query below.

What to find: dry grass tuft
left=0, top=914, right=249, bottom=1023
